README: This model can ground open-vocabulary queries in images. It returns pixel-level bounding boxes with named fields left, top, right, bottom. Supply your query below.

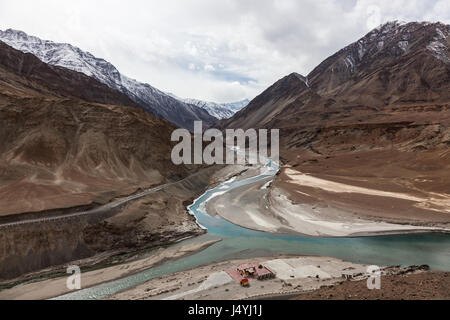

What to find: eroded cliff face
left=0, top=221, right=93, bottom=280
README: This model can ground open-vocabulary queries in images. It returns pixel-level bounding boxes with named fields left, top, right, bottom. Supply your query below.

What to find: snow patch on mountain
left=292, top=73, right=310, bottom=87
left=398, top=40, right=409, bottom=52
left=427, top=27, right=450, bottom=64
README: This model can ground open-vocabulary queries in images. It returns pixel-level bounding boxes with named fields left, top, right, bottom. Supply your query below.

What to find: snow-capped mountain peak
left=308, top=21, right=450, bottom=92
left=351, top=21, right=450, bottom=68
left=0, top=29, right=122, bottom=84
left=0, top=28, right=218, bottom=130
left=174, top=97, right=250, bottom=120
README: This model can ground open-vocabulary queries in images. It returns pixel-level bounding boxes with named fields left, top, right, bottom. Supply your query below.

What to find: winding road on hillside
left=0, top=171, right=203, bottom=229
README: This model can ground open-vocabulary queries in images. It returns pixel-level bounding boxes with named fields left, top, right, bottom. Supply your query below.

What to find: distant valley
left=0, top=29, right=248, bottom=130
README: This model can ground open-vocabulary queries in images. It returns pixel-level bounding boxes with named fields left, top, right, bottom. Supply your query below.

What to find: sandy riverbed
left=206, top=167, right=449, bottom=237
left=0, top=239, right=221, bottom=300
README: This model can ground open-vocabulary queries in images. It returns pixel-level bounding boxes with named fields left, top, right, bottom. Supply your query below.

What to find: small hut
left=237, top=264, right=257, bottom=278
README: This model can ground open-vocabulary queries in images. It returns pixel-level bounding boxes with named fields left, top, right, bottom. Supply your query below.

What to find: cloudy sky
left=0, top=0, right=449, bottom=102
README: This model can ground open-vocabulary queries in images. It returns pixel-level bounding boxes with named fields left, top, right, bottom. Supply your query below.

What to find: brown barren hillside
left=293, top=271, right=450, bottom=300
left=0, top=40, right=191, bottom=217
left=222, top=21, right=450, bottom=224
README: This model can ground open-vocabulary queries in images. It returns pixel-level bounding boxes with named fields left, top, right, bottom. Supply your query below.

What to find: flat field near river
left=110, top=256, right=368, bottom=300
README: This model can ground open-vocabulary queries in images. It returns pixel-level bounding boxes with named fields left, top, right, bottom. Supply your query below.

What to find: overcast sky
left=0, top=0, right=449, bottom=102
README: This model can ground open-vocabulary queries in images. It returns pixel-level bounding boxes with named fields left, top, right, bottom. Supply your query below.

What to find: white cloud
left=0, top=0, right=448, bottom=102
left=204, top=64, right=215, bottom=72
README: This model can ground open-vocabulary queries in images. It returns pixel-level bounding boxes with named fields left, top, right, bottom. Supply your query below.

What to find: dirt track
left=0, top=171, right=203, bottom=229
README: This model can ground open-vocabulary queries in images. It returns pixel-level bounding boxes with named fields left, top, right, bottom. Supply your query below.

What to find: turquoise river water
left=56, top=160, right=450, bottom=299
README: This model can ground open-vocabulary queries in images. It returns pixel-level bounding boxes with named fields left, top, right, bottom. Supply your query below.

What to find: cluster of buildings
left=227, top=263, right=275, bottom=287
